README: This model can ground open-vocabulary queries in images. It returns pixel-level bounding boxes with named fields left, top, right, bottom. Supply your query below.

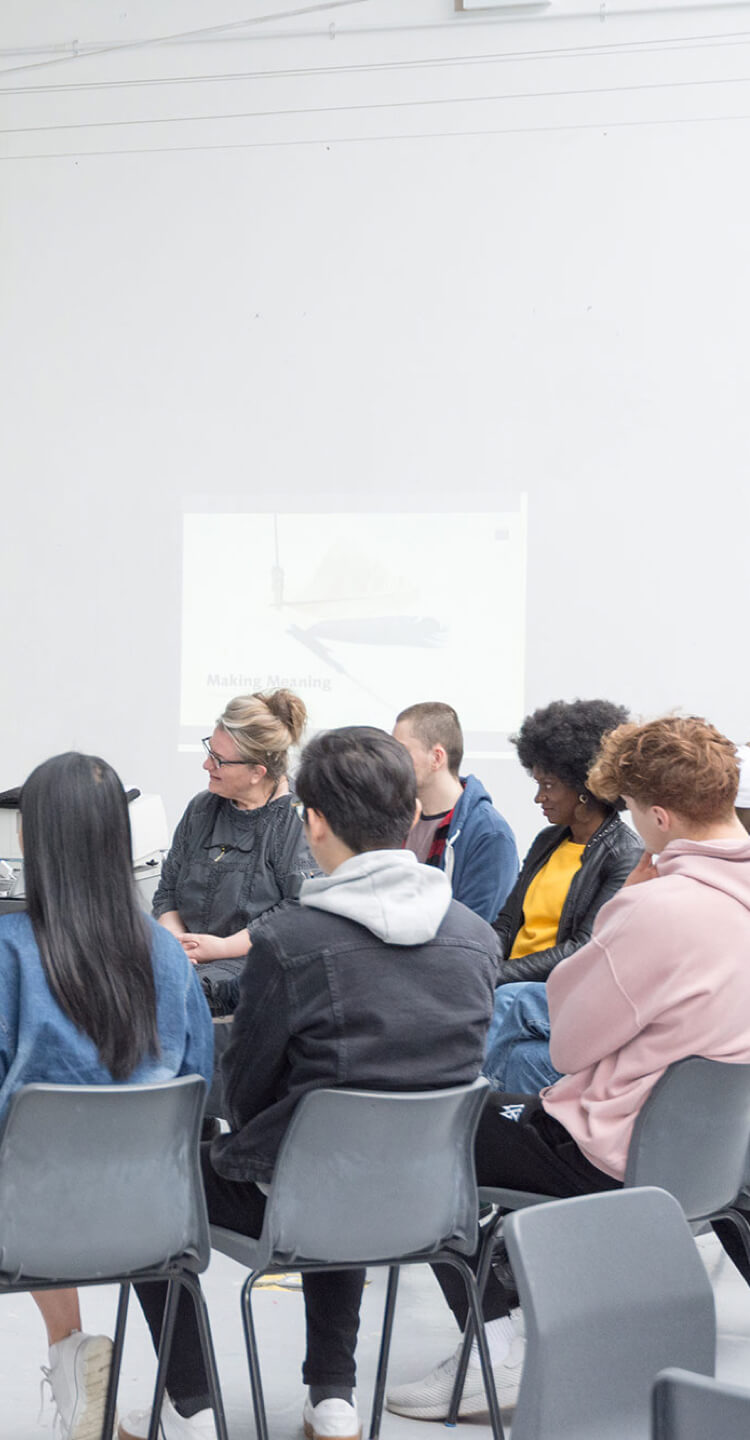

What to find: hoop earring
left=578, top=794, right=588, bottom=805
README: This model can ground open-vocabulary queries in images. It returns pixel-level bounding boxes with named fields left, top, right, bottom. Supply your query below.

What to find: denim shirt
left=0, top=912, right=213, bottom=1121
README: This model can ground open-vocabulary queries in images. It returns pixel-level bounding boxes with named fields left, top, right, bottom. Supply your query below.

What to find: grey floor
left=4, top=1232, right=749, bottom=1439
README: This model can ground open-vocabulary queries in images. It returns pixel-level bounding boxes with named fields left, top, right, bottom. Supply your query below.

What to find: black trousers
left=136, top=1145, right=365, bottom=1411
left=434, top=1091, right=620, bottom=1328
left=435, top=1090, right=750, bottom=1329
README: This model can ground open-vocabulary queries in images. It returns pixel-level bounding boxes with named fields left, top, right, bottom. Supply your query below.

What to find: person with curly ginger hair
left=387, top=715, right=750, bottom=1424
left=483, top=699, right=642, bottom=1096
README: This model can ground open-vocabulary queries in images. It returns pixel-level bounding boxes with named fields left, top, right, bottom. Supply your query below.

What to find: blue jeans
left=483, top=981, right=563, bottom=1093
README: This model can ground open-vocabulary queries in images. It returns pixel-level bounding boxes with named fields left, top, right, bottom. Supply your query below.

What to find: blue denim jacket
left=0, top=912, right=213, bottom=1120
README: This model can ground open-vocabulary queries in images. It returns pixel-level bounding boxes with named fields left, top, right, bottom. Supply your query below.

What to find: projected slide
left=180, top=507, right=526, bottom=741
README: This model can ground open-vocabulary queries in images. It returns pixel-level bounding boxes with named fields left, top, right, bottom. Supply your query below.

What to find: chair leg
left=101, top=1283, right=130, bottom=1440
left=179, top=1271, right=230, bottom=1440
left=446, top=1211, right=504, bottom=1425
left=368, top=1266, right=400, bottom=1440
left=438, top=1254, right=505, bottom=1440
left=714, top=1209, right=750, bottom=1286
left=241, top=1271, right=270, bottom=1440
left=147, top=1277, right=181, bottom=1440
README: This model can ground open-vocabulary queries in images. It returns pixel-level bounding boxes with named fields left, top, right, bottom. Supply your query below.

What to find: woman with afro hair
left=483, top=698, right=642, bottom=1094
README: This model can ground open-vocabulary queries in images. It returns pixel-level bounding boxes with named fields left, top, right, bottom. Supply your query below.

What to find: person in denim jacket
left=0, top=752, right=213, bottom=1440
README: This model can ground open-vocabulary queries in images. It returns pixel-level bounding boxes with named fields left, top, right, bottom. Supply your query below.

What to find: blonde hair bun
left=218, top=690, right=307, bottom=781
left=262, top=689, right=307, bottom=748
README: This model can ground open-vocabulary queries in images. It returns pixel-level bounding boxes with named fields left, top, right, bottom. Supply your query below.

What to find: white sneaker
left=302, top=1395, right=362, bottom=1440
left=43, top=1331, right=115, bottom=1440
left=385, top=1335, right=525, bottom=1419
left=118, top=1394, right=217, bottom=1439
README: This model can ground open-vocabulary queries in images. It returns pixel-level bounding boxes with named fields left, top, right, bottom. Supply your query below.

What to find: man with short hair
left=120, top=727, right=505, bottom=1440
left=393, top=701, right=518, bottom=922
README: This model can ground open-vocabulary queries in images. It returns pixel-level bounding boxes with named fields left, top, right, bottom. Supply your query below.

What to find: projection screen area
left=3, top=1, right=750, bottom=853
left=180, top=505, right=527, bottom=751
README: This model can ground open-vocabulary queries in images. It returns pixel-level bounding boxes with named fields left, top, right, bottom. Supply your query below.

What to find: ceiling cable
left=3, top=106, right=750, bottom=161
left=0, top=0, right=371, bottom=80
left=4, top=71, right=750, bottom=138
left=2, top=25, right=750, bottom=93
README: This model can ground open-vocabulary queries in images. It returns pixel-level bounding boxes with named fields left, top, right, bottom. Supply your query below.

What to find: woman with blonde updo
left=153, top=690, right=316, bottom=996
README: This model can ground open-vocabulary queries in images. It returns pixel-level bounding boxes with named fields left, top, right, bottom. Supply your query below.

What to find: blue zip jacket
left=0, top=912, right=213, bottom=1121
left=443, top=774, right=519, bottom=923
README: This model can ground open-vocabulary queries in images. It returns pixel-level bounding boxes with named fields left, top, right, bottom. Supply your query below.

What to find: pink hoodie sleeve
left=547, top=890, right=648, bottom=1074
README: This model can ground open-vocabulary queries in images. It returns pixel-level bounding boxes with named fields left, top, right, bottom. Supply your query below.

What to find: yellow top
left=508, top=840, right=585, bottom=960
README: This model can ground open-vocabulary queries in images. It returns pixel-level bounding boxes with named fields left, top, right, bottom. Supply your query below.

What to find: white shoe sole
left=117, top=1418, right=164, bottom=1440
left=303, top=1419, right=362, bottom=1440
left=386, top=1344, right=524, bottom=1421
left=386, top=1390, right=517, bottom=1421
left=386, top=1397, right=495, bottom=1420
left=70, top=1335, right=116, bottom=1440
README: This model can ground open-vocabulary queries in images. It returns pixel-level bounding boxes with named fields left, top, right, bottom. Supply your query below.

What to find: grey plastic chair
left=210, top=1078, right=505, bottom=1440
left=504, top=1187, right=716, bottom=1440
left=0, top=1078, right=228, bottom=1440
left=652, top=1367, right=750, bottom=1440
left=448, top=1056, right=750, bottom=1419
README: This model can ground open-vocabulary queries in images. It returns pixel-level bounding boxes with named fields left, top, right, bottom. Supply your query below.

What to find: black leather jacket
left=492, top=812, right=642, bottom=986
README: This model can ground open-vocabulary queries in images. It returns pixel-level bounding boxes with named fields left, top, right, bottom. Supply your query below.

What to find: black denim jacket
left=211, top=899, right=500, bottom=1184
left=152, top=790, right=318, bottom=1006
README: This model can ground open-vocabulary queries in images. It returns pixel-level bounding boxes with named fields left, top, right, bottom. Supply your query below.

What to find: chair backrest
left=625, top=1056, right=750, bottom=1222
left=652, top=1367, right=750, bottom=1440
left=262, top=1079, right=488, bottom=1265
left=504, top=1187, right=716, bottom=1440
left=0, top=1077, right=209, bottom=1282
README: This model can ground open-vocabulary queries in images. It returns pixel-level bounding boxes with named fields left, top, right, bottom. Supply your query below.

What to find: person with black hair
left=483, top=699, right=642, bottom=1094
left=119, top=726, right=502, bottom=1440
left=0, top=752, right=213, bottom=1440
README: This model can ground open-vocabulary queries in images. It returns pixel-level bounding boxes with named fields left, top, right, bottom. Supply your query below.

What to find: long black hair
left=21, top=752, right=159, bottom=1080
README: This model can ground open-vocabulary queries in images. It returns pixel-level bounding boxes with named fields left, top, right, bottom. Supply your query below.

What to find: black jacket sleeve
left=495, top=934, right=582, bottom=986
left=220, top=929, right=293, bottom=1133
left=151, top=802, right=194, bottom=918
left=244, top=812, right=319, bottom=936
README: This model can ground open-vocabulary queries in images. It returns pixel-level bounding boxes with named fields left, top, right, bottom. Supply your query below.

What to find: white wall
left=2, top=0, right=750, bottom=853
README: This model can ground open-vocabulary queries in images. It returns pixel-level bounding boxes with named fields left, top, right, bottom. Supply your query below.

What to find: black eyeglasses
left=201, top=737, right=249, bottom=768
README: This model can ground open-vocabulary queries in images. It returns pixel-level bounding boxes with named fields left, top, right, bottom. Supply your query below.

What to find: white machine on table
left=0, top=790, right=169, bottom=913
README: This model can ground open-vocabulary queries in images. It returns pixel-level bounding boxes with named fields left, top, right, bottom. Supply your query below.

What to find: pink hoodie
left=541, top=836, right=750, bottom=1180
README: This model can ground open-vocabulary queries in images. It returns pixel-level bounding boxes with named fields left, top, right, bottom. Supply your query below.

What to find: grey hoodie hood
left=300, top=849, right=452, bottom=945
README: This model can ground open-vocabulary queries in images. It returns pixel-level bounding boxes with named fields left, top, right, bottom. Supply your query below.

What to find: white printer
left=0, top=789, right=169, bottom=913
